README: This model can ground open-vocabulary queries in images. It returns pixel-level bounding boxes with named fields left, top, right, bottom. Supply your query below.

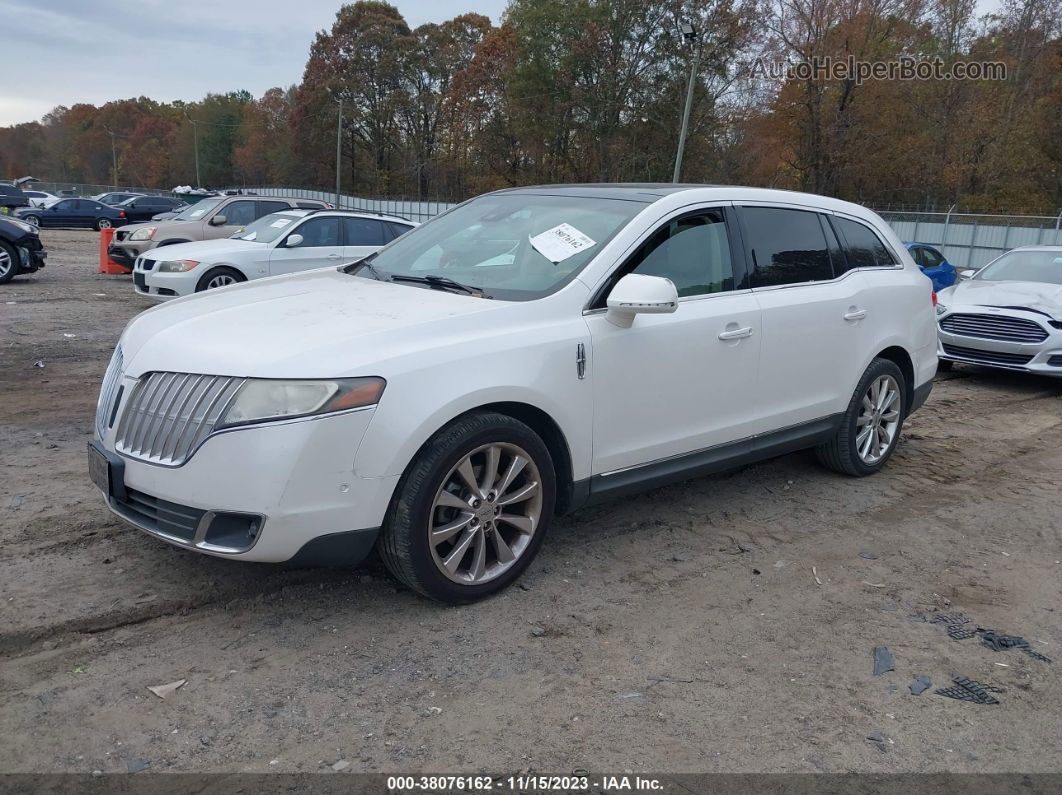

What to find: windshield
left=977, top=250, right=1062, bottom=285
left=362, top=193, right=647, bottom=300
left=172, top=198, right=222, bottom=221
left=232, top=212, right=302, bottom=243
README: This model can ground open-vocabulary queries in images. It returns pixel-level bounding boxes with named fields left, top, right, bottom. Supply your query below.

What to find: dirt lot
left=1, top=229, right=1060, bottom=775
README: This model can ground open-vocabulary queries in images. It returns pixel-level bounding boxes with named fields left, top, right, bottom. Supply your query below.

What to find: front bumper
left=16, top=236, right=46, bottom=273
left=93, top=397, right=399, bottom=563
left=938, top=311, right=1062, bottom=377
left=133, top=255, right=191, bottom=300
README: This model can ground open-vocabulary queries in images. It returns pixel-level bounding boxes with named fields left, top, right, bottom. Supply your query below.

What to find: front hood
left=121, top=269, right=507, bottom=378
left=942, top=279, right=1062, bottom=320
left=141, top=238, right=262, bottom=262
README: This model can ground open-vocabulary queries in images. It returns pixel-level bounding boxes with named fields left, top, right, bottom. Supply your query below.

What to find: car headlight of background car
left=128, top=226, right=157, bottom=241
left=158, top=259, right=201, bottom=272
left=216, top=377, right=386, bottom=429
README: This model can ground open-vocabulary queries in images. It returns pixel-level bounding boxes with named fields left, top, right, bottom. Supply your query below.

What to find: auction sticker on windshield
left=529, top=223, right=596, bottom=263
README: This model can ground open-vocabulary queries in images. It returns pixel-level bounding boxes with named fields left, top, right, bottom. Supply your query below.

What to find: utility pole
left=672, top=22, right=701, bottom=184
left=185, top=114, right=201, bottom=188
left=335, top=97, right=343, bottom=209
left=105, top=128, right=118, bottom=189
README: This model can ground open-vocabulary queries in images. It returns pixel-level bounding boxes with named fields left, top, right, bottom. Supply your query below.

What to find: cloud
left=2, top=0, right=508, bottom=125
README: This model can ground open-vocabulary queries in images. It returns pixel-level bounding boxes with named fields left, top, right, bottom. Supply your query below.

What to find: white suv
left=132, top=209, right=415, bottom=299
left=90, top=185, right=937, bottom=602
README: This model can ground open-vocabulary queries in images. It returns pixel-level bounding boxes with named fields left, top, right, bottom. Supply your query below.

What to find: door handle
left=718, top=326, right=754, bottom=341
left=843, top=309, right=867, bottom=321
left=328, top=253, right=341, bottom=259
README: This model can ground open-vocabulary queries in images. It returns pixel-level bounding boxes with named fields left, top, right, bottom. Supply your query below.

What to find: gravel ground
left=1, top=229, right=1061, bottom=775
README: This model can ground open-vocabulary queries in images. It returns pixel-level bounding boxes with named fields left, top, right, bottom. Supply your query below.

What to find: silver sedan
left=936, top=246, right=1062, bottom=377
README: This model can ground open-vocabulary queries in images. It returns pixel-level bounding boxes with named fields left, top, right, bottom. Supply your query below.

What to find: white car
left=90, top=185, right=937, bottom=602
left=22, top=190, right=59, bottom=208
left=936, top=245, right=1062, bottom=376
left=133, top=209, right=415, bottom=299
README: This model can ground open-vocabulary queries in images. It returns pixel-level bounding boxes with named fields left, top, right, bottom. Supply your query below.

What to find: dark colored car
left=114, top=195, right=188, bottom=223
left=0, top=215, right=47, bottom=283
left=92, top=191, right=145, bottom=206
left=15, top=198, right=129, bottom=230
left=0, top=183, right=31, bottom=212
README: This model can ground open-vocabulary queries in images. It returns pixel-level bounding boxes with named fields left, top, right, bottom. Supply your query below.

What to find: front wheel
left=0, top=240, right=18, bottom=284
left=816, top=358, right=907, bottom=477
left=378, top=411, right=556, bottom=602
left=195, top=266, right=245, bottom=292
left=24, top=215, right=40, bottom=227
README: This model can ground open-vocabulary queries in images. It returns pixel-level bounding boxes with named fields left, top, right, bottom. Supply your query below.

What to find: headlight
left=158, top=259, right=200, bottom=272
left=935, top=303, right=947, bottom=316
left=129, top=226, right=157, bottom=241
left=215, top=377, right=386, bottom=429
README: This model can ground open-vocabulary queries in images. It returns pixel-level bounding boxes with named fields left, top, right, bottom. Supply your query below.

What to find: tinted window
left=922, top=247, right=944, bottom=267
left=386, top=222, right=414, bottom=241
left=258, top=201, right=290, bottom=217
left=221, top=201, right=256, bottom=226
left=742, top=207, right=833, bottom=287
left=343, top=217, right=385, bottom=246
left=624, top=211, right=735, bottom=298
left=293, top=217, right=341, bottom=247
left=297, top=201, right=326, bottom=209
left=54, top=199, right=77, bottom=211
left=833, top=217, right=896, bottom=270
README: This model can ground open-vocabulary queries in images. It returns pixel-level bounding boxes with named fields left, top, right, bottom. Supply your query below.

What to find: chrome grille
left=939, top=313, right=1048, bottom=343
left=115, top=372, right=246, bottom=466
left=95, top=346, right=124, bottom=438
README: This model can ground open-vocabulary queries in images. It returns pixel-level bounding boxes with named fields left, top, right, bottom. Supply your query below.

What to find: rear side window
left=741, top=207, right=833, bottom=287
left=258, top=200, right=290, bottom=217
left=297, top=201, right=327, bottom=209
left=921, top=247, right=944, bottom=267
left=386, top=222, right=414, bottom=241
left=343, top=217, right=385, bottom=246
left=833, top=217, right=896, bottom=270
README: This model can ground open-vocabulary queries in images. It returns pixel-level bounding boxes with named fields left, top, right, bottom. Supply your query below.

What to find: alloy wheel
left=856, top=374, right=901, bottom=464
left=0, top=248, right=12, bottom=278
left=26, top=216, right=40, bottom=226
left=206, top=274, right=237, bottom=289
left=428, top=442, right=543, bottom=585
left=98, top=219, right=112, bottom=229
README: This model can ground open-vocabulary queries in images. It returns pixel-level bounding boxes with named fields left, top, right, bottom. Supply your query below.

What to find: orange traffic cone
left=98, top=227, right=131, bottom=274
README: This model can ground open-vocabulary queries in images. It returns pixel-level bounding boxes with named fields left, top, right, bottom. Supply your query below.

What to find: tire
left=195, top=266, right=245, bottom=292
left=378, top=411, right=557, bottom=603
left=24, top=215, right=40, bottom=227
left=95, top=218, right=112, bottom=230
left=937, top=360, right=953, bottom=372
left=816, top=358, right=907, bottom=477
left=0, top=240, right=18, bottom=284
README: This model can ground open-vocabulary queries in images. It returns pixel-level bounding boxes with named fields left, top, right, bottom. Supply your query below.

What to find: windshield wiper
left=388, top=274, right=491, bottom=298
left=341, top=254, right=385, bottom=280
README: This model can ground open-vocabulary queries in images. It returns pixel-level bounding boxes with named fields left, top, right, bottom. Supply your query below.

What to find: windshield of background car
left=172, top=198, right=222, bottom=221
left=977, top=250, right=1062, bottom=285
left=233, top=213, right=303, bottom=243
left=363, top=193, right=648, bottom=300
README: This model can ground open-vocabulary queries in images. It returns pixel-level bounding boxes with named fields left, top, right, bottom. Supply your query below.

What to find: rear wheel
left=378, top=411, right=556, bottom=602
left=816, top=358, right=907, bottom=477
left=0, top=240, right=18, bottom=284
left=195, top=266, right=245, bottom=292
left=95, top=218, right=112, bottom=230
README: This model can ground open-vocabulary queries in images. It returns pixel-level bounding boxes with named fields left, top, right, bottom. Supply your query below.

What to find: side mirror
left=605, top=273, right=678, bottom=328
left=958, top=269, right=976, bottom=280
left=209, top=215, right=227, bottom=226
left=285, top=233, right=304, bottom=248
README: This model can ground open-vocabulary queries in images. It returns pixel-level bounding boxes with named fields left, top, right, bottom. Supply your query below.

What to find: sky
left=2, top=0, right=509, bottom=126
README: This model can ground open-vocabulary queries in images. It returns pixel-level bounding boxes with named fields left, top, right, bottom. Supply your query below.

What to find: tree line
left=1, top=0, right=1058, bottom=214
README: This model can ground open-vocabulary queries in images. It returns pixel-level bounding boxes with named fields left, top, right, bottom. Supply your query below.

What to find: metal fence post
left=941, top=204, right=955, bottom=250
left=1055, top=209, right=1062, bottom=245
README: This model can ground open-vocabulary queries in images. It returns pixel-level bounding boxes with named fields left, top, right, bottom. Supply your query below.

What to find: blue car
left=905, top=242, right=957, bottom=291
left=15, top=198, right=129, bottom=231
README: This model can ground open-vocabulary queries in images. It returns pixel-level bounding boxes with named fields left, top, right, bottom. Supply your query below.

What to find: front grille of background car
left=942, top=344, right=1034, bottom=366
left=939, top=313, right=1048, bottom=343
left=115, top=372, right=246, bottom=466
left=112, top=487, right=206, bottom=542
left=95, top=346, right=124, bottom=438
